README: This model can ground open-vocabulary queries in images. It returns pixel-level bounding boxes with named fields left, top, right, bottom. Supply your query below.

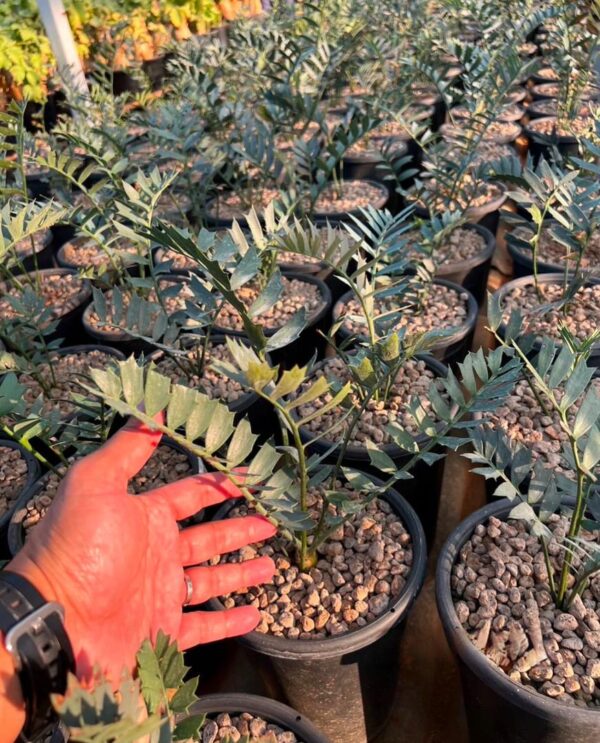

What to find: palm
left=9, top=419, right=275, bottom=680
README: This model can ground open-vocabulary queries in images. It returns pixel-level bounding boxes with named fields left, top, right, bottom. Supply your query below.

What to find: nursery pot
left=440, top=121, right=522, bottom=147
left=492, top=273, right=600, bottom=367
left=56, top=236, right=144, bottom=276
left=433, top=223, right=496, bottom=305
left=0, top=440, right=40, bottom=558
left=185, top=693, right=330, bottom=743
left=81, top=275, right=190, bottom=356
left=333, top=279, right=478, bottom=366
left=207, top=484, right=427, bottom=743
left=10, top=229, right=54, bottom=273
left=7, top=436, right=202, bottom=557
left=148, top=335, right=276, bottom=440
left=341, top=141, right=409, bottom=213
left=297, top=353, right=448, bottom=545
left=0, top=268, right=91, bottom=346
left=312, top=179, right=390, bottom=225
left=524, top=117, right=587, bottom=164
left=436, top=498, right=600, bottom=743
left=213, top=272, right=333, bottom=368
left=505, top=229, right=592, bottom=279
left=413, top=187, right=507, bottom=237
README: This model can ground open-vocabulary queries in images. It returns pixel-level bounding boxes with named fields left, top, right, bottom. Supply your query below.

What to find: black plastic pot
left=524, top=117, right=586, bottom=164
left=311, top=180, right=390, bottom=225
left=7, top=436, right=202, bottom=557
left=436, top=498, right=600, bottom=743
left=207, top=484, right=427, bottom=743
left=297, top=353, right=447, bottom=545
left=213, top=273, right=333, bottom=368
left=411, top=85, right=446, bottom=131
left=56, top=237, right=144, bottom=277
left=492, top=273, right=600, bottom=367
left=81, top=275, right=189, bottom=356
left=0, top=440, right=40, bottom=558
left=341, top=141, right=409, bottom=213
left=276, top=258, right=347, bottom=305
left=506, top=236, right=588, bottom=279
left=434, top=223, right=496, bottom=304
left=333, top=279, right=478, bottom=366
left=0, top=268, right=91, bottom=346
left=186, top=694, right=330, bottom=743
left=440, top=121, right=522, bottom=147
left=148, top=335, right=276, bottom=440
left=414, top=187, right=507, bottom=237
left=10, top=229, right=54, bottom=273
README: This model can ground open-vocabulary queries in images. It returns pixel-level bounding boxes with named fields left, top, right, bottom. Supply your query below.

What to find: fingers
left=147, top=472, right=243, bottom=520
left=70, top=415, right=163, bottom=485
left=179, top=606, right=261, bottom=648
left=179, top=516, right=276, bottom=567
left=183, top=556, right=275, bottom=605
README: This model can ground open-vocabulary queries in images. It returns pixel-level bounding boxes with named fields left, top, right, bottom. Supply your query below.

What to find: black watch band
left=0, top=571, right=75, bottom=742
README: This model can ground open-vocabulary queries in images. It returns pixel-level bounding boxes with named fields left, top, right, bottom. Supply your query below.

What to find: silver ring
left=183, top=574, right=193, bottom=607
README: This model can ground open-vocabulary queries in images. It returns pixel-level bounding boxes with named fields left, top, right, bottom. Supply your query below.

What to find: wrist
left=5, top=552, right=79, bottom=670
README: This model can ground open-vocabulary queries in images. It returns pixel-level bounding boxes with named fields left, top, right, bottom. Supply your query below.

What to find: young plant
left=467, top=303, right=600, bottom=610
left=494, top=154, right=600, bottom=302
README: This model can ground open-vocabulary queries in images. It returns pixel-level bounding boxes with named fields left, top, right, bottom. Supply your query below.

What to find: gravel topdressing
left=500, top=282, right=600, bottom=343
left=86, top=281, right=193, bottom=335
left=0, top=273, right=88, bottom=321
left=313, top=181, right=387, bottom=214
left=0, top=447, right=29, bottom=518
left=214, top=490, right=412, bottom=639
left=452, top=514, right=600, bottom=707
left=154, top=342, right=247, bottom=403
left=482, top=377, right=600, bottom=475
left=295, top=356, right=444, bottom=445
left=201, top=713, right=302, bottom=743
left=527, top=116, right=594, bottom=137
left=511, top=227, right=600, bottom=272
left=61, top=238, right=141, bottom=268
left=339, top=283, right=470, bottom=337
left=215, top=277, right=322, bottom=332
left=17, top=350, right=120, bottom=417
left=21, top=444, right=194, bottom=536
left=404, top=226, right=487, bottom=266
left=410, top=176, right=504, bottom=213
left=207, top=189, right=284, bottom=220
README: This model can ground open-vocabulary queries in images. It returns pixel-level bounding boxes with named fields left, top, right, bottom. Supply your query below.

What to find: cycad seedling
left=465, top=303, right=600, bottom=610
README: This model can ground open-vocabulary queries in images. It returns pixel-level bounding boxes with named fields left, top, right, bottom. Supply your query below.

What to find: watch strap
left=0, top=571, right=75, bottom=742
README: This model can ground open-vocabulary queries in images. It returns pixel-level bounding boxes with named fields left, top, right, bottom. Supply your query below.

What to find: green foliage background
left=0, top=0, right=223, bottom=102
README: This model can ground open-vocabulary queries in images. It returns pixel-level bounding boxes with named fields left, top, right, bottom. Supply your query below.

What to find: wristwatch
left=0, top=571, right=75, bottom=742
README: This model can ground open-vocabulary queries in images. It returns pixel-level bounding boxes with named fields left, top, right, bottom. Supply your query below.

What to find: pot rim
left=440, top=120, right=522, bottom=145
left=310, top=179, right=390, bottom=221
left=7, top=435, right=203, bottom=556
left=147, top=333, right=261, bottom=414
left=493, top=272, right=600, bottom=350
left=206, top=480, right=427, bottom=660
left=0, top=267, right=92, bottom=318
left=186, top=693, right=331, bottom=743
left=432, top=222, right=496, bottom=277
left=435, top=497, right=600, bottom=721
left=412, top=182, right=508, bottom=220
left=82, top=273, right=190, bottom=341
left=524, top=116, right=589, bottom=144
left=295, top=352, right=448, bottom=460
left=57, top=236, right=144, bottom=271
left=332, top=277, right=479, bottom=351
left=212, top=271, right=333, bottom=339
left=0, top=439, right=41, bottom=532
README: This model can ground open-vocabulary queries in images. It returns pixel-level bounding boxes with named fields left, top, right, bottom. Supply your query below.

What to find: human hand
left=7, top=417, right=276, bottom=681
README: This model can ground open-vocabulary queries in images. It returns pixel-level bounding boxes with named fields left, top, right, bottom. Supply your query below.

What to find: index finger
left=146, top=471, right=244, bottom=520
left=69, top=415, right=163, bottom=487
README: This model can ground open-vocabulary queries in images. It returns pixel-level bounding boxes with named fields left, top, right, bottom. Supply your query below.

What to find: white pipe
left=36, top=0, right=89, bottom=97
